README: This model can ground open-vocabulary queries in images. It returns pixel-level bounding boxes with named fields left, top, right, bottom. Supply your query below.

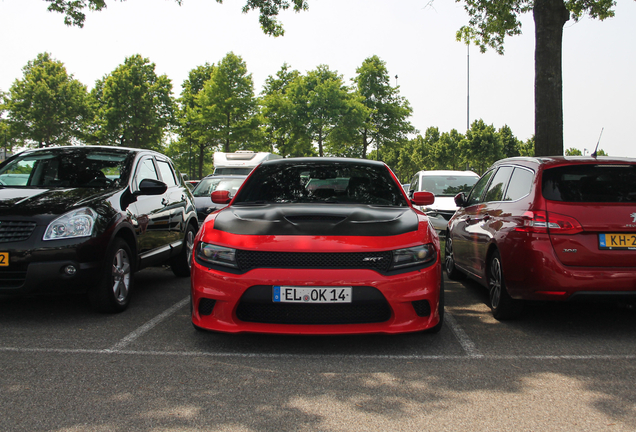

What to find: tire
left=487, top=250, right=523, bottom=320
left=444, top=233, right=466, bottom=281
left=88, top=238, right=134, bottom=313
left=425, top=273, right=445, bottom=334
left=171, top=223, right=196, bottom=277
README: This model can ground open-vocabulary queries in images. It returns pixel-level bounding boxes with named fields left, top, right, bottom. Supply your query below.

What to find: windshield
left=233, top=162, right=408, bottom=206
left=193, top=177, right=246, bottom=197
left=420, top=175, right=479, bottom=197
left=0, top=148, right=131, bottom=188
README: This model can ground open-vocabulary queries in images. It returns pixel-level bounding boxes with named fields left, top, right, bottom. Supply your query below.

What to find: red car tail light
left=516, top=211, right=583, bottom=235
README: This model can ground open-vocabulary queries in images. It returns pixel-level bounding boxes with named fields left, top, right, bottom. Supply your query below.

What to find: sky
left=1, top=0, right=635, bottom=157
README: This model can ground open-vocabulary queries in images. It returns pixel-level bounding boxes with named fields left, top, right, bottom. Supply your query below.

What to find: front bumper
left=0, top=232, right=107, bottom=295
left=190, top=263, right=442, bottom=335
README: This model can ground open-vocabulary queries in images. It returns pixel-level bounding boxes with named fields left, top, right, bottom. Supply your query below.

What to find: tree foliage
left=179, top=63, right=215, bottom=178
left=456, top=0, right=618, bottom=157
left=195, top=52, right=260, bottom=154
left=287, top=65, right=365, bottom=157
left=43, top=0, right=308, bottom=36
left=89, top=54, right=174, bottom=150
left=6, top=52, right=90, bottom=148
left=352, top=56, right=416, bottom=160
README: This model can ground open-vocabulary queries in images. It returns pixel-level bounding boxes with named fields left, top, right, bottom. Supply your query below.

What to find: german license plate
left=0, top=252, right=8, bottom=266
left=273, top=286, right=352, bottom=303
left=599, top=233, right=636, bottom=250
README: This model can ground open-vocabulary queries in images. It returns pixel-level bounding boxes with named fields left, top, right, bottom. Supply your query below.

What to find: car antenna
left=591, top=127, right=604, bottom=158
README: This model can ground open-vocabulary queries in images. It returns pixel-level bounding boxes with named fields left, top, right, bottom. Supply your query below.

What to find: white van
left=408, top=170, right=479, bottom=233
left=213, top=151, right=282, bottom=176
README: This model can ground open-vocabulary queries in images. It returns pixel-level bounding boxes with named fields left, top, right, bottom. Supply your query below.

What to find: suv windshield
left=193, top=177, right=245, bottom=198
left=0, top=148, right=130, bottom=188
left=420, top=175, right=479, bottom=197
left=234, top=162, right=408, bottom=206
left=542, top=164, right=636, bottom=202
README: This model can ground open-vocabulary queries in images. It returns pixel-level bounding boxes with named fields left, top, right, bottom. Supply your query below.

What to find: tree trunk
left=533, top=0, right=569, bottom=156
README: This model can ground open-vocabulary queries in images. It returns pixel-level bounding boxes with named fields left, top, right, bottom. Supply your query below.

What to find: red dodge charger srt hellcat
left=190, top=157, right=443, bottom=335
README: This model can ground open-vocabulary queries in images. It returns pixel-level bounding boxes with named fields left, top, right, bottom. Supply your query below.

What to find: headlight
left=43, top=207, right=97, bottom=241
left=391, top=244, right=436, bottom=269
left=196, top=242, right=238, bottom=268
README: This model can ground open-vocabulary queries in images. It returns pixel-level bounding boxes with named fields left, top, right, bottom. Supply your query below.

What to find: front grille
left=235, top=250, right=393, bottom=273
left=0, top=221, right=37, bottom=243
left=236, top=285, right=391, bottom=325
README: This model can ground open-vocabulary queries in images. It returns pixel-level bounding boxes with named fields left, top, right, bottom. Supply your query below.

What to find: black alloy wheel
left=487, top=250, right=523, bottom=320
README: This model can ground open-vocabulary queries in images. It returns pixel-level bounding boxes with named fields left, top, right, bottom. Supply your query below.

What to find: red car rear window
left=542, top=164, right=636, bottom=203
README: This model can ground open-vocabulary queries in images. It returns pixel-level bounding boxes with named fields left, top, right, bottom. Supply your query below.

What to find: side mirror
left=411, top=191, right=435, bottom=206
left=454, top=192, right=467, bottom=207
left=137, top=178, right=167, bottom=196
left=211, top=190, right=232, bottom=204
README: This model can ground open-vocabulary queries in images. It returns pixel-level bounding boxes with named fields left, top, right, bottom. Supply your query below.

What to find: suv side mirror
left=454, top=192, right=467, bottom=207
left=411, top=191, right=435, bottom=206
left=137, top=178, right=167, bottom=196
left=211, top=190, right=232, bottom=204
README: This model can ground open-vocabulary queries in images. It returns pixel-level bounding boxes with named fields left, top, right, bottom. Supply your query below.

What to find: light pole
left=467, top=44, right=470, bottom=130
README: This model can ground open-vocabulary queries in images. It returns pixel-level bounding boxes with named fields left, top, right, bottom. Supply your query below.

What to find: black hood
left=0, top=187, right=116, bottom=218
left=213, top=204, right=419, bottom=236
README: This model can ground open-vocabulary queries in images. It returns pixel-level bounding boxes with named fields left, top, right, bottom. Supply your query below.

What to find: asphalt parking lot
left=1, top=267, right=636, bottom=431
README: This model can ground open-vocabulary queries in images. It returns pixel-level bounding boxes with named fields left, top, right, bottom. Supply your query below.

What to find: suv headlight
left=196, top=242, right=238, bottom=268
left=391, top=244, right=436, bottom=269
left=44, top=207, right=98, bottom=241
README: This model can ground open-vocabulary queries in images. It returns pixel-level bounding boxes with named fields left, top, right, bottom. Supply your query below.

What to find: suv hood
left=0, top=187, right=114, bottom=217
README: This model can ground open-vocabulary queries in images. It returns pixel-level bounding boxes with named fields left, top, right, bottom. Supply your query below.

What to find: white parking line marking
left=106, top=297, right=190, bottom=352
left=445, top=311, right=484, bottom=358
left=1, top=346, right=635, bottom=361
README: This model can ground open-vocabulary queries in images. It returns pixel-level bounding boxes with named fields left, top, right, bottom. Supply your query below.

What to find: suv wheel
left=88, top=238, right=133, bottom=313
left=171, top=223, right=196, bottom=277
left=488, top=250, right=523, bottom=320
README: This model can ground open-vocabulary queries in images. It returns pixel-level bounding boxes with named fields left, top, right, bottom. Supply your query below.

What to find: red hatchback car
left=191, top=157, right=443, bottom=335
left=445, top=156, right=636, bottom=320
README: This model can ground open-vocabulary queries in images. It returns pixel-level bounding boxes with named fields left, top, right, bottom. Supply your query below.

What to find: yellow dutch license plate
left=599, top=233, right=636, bottom=250
left=0, top=252, right=8, bottom=266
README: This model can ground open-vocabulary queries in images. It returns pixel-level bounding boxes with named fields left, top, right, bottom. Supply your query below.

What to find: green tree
left=351, top=56, right=416, bottom=159
left=288, top=65, right=364, bottom=157
left=456, top=0, right=618, bottom=157
left=461, top=119, right=504, bottom=174
left=6, top=52, right=90, bottom=148
left=431, top=129, right=465, bottom=170
left=90, top=54, right=174, bottom=150
left=195, top=52, right=260, bottom=154
left=179, top=63, right=215, bottom=179
left=44, top=0, right=308, bottom=35
left=499, top=124, right=522, bottom=158
left=260, top=64, right=313, bottom=157
left=564, top=147, right=582, bottom=156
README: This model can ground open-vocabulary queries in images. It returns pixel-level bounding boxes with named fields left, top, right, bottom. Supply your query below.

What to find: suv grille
left=235, top=250, right=393, bottom=272
left=0, top=221, right=37, bottom=243
left=236, top=285, right=391, bottom=325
